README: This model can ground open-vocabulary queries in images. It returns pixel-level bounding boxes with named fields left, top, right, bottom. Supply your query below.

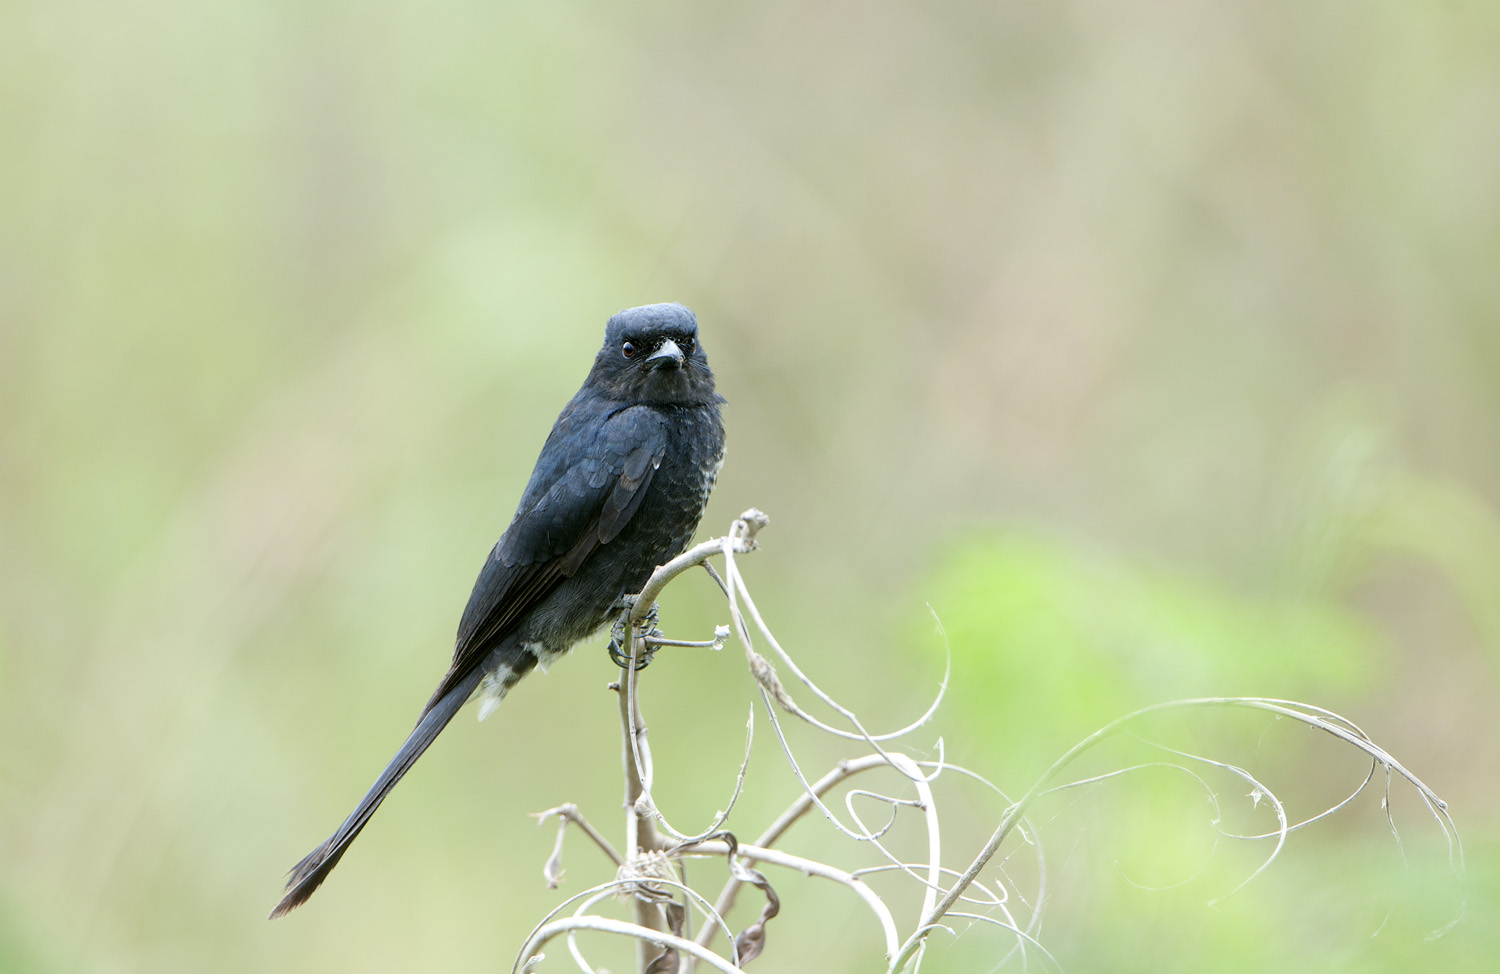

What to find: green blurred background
left=3, top=0, right=1498, bottom=971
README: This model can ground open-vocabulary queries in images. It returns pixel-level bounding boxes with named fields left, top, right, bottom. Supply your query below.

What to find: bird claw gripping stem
left=607, top=601, right=660, bottom=670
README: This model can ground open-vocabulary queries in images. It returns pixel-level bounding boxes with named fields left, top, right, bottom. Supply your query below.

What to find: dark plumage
left=270, top=303, right=725, bottom=917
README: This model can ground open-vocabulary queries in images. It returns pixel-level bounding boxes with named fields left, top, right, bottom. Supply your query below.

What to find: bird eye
left=621, top=342, right=636, bottom=359
left=678, top=337, right=695, bottom=354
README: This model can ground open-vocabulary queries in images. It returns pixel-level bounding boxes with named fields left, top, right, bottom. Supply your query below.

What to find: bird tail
left=268, top=666, right=486, bottom=918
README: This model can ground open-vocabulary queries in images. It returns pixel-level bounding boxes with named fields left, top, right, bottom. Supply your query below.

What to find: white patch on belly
left=475, top=663, right=517, bottom=722
left=529, top=640, right=564, bottom=675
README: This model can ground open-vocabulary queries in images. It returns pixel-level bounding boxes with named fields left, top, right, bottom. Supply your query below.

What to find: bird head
left=590, top=303, right=720, bottom=405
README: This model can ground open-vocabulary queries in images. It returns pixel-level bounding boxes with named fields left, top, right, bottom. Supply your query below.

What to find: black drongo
left=270, top=303, right=726, bottom=917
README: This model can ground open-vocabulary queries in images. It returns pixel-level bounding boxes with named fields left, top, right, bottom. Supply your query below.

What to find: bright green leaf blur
left=929, top=530, right=1376, bottom=778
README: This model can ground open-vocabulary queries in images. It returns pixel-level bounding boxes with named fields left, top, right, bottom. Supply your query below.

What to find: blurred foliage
left=928, top=530, right=1377, bottom=778
left=925, top=511, right=1489, bottom=970
left=921, top=435, right=1500, bottom=969
left=3, top=0, right=1500, bottom=972
left=1367, top=474, right=1500, bottom=664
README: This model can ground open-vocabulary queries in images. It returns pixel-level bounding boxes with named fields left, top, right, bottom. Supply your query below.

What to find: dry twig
left=506, top=510, right=1463, bottom=973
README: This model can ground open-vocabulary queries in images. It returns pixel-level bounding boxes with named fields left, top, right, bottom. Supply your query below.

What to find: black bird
left=270, top=303, right=725, bottom=917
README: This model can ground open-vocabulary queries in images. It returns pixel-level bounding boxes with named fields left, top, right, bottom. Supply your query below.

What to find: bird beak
left=646, top=339, right=684, bottom=369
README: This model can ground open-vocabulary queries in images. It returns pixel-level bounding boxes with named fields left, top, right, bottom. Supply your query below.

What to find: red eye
left=622, top=342, right=636, bottom=358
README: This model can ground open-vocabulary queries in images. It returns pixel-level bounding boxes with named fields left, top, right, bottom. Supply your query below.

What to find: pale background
left=3, top=1, right=1498, bottom=971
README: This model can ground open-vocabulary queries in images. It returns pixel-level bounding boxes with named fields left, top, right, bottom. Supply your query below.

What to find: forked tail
left=268, top=666, right=485, bottom=918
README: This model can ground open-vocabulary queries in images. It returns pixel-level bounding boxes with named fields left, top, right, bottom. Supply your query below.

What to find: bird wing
left=420, top=403, right=667, bottom=715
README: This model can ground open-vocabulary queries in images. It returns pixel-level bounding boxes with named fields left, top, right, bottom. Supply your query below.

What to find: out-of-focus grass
left=3, top=1, right=1499, bottom=972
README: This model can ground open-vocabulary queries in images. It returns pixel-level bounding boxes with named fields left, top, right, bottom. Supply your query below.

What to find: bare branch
left=887, top=695, right=1464, bottom=973
left=891, top=753, right=941, bottom=925
left=702, top=562, right=729, bottom=596
left=519, top=916, right=744, bottom=974
left=851, top=864, right=1006, bottom=909
left=683, top=840, right=902, bottom=962
left=526, top=508, right=1456, bottom=973
left=722, top=539, right=944, bottom=765
left=608, top=512, right=769, bottom=973
left=617, top=632, right=666, bottom=970
left=643, top=627, right=730, bottom=650
left=533, top=803, right=624, bottom=888
left=643, top=707, right=756, bottom=847
left=628, top=510, right=766, bottom=626
left=695, top=754, right=891, bottom=953
left=939, top=913, right=1064, bottom=971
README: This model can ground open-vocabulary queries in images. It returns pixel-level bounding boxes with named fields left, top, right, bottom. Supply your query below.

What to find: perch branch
left=613, top=511, right=766, bottom=973
left=683, top=840, right=902, bottom=961
left=518, top=916, right=743, bottom=974
left=694, top=754, right=890, bottom=952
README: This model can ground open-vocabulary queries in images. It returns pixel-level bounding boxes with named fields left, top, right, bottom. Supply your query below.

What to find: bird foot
left=607, top=602, right=661, bottom=670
